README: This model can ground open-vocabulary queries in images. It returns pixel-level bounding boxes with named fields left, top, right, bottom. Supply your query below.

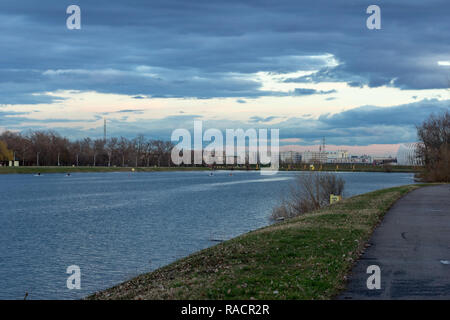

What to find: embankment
left=89, top=184, right=425, bottom=300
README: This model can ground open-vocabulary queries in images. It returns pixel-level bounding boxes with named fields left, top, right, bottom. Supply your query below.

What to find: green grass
left=88, top=184, right=426, bottom=300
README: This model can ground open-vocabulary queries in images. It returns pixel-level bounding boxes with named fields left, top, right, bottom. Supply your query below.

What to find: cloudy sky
left=0, top=0, right=449, bottom=155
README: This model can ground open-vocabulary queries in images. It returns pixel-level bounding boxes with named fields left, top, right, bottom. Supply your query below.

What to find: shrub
left=271, top=172, right=345, bottom=220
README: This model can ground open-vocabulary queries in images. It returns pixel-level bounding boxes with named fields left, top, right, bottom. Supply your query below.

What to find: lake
left=0, top=170, right=415, bottom=299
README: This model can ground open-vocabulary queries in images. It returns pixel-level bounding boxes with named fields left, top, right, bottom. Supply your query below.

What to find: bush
left=271, top=172, right=345, bottom=220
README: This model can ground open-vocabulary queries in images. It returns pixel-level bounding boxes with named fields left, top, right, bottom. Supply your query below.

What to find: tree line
left=0, top=130, right=174, bottom=167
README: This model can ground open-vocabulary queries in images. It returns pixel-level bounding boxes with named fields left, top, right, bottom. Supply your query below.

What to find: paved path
left=339, top=184, right=450, bottom=300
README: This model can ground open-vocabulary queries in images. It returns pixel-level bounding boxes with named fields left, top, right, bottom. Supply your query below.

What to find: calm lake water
left=0, top=170, right=415, bottom=299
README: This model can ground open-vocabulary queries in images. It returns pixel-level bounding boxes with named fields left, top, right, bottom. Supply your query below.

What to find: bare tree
left=1, top=130, right=175, bottom=168
left=416, top=111, right=450, bottom=182
left=106, top=137, right=118, bottom=167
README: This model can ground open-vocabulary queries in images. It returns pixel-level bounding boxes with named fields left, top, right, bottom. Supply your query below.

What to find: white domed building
left=397, top=143, right=422, bottom=165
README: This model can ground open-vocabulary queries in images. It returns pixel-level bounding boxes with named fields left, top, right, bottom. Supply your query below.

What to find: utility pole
left=104, top=118, right=107, bottom=142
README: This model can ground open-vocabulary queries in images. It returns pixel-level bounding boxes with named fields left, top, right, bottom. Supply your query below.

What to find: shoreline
left=88, top=184, right=428, bottom=300
left=0, top=165, right=420, bottom=175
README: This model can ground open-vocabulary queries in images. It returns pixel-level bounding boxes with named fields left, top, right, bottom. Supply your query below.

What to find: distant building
left=397, top=143, right=422, bottom=165
left=0, top=160, right=19, bottom=167
left=372, top=156, right=396, bottom=165
left=357, top=154, right=373, bottom=164
left=326, top=150, right=349, bottom=163
left=280, top=151, right=301, bottom=164
left=9, top=160, right=19, bottom=167
left=302, top=151, right=327, bottom=164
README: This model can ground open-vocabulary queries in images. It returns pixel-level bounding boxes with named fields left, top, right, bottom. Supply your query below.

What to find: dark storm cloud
left=249, top=116, right=278, bottom=123
left=116, top=109, right=145, bottom=114
left=318, top=99, right=449, bottom=128
left=283, top=66, right=367, bottom=87
left=293, top=88, right=317, bottom=96
left=0, top=111, right=96, bottom=128
left=1, top=0, right=449, bottom=104
left=292, top=88, right=337, bottom=96
left=279, top=98, right=449, bottom=145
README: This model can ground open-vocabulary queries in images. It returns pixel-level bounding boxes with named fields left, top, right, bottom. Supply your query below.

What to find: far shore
left=0, top=164, right=420, bottom=174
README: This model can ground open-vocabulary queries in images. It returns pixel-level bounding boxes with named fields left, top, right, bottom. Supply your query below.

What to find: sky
left=0, top=0, right=449, bottom=156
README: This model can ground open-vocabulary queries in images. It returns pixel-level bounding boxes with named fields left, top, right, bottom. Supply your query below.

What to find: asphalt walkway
left=339, top=184, right=450, bottom=299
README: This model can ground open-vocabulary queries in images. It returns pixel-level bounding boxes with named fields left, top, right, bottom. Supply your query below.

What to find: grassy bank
left=0, top=164, right=419, bottom=174
left=89, top=184, right=424, bottom=300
